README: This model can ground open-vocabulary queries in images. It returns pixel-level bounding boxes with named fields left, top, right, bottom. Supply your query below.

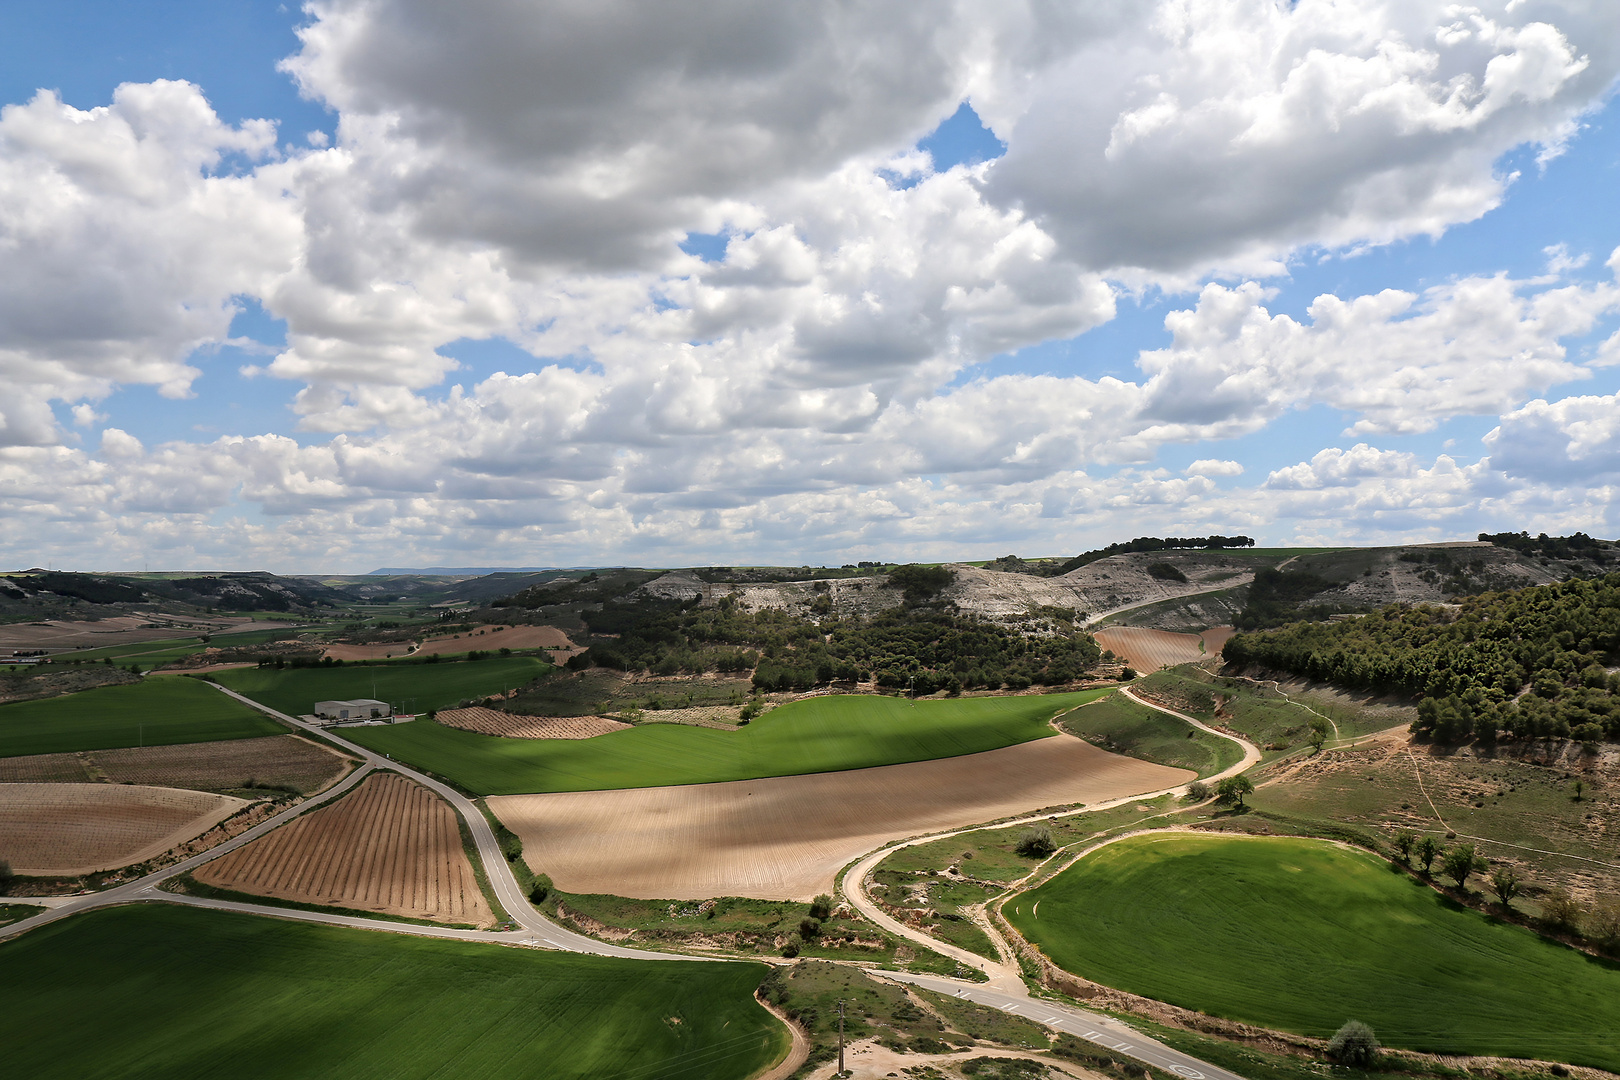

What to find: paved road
left=2, top=685, right=691, bottom=962
left=840, top=689, right=1262, bottom=1077
left=880, top=971, right=1248, bottom=1080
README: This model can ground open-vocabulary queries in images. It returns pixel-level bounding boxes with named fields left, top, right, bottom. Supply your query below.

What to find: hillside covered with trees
left=564, top=566, right=1099, bottom=695
left=1225, top=573, right=1620, bottom=743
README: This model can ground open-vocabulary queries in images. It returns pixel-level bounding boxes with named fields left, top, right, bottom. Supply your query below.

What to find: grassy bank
left=0, top=904, right=787, bottom=1080
left=1006, top=833, right=1620, bottom=1071
left=1059, top=691, right=1241, bottom=777
left=343, top=689, right=1108, bottom=795
left=0, top=678, right=282, bottom=757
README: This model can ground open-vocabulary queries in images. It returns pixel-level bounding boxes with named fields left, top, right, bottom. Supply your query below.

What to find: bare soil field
left=322, top=623, right=581, bottom=662
left=0, top=783, right=248, bottom=876
left=0, top=735, right=352, bottom=793
left=0, top=614, right=256, bottom=651
left=1094, top=626, right=1224, bottom=672
left=434, top=707, right=629, bottom=740
left=491, top=736, right=1189, bottom=900
left=195, top=771, right=493, bottom=925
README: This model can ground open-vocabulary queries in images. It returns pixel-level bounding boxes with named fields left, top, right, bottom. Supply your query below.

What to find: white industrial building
left=313, top=698, right=391, bottom=721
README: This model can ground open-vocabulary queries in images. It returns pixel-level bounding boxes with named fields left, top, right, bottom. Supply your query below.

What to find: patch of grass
left=1060, top=692, right=1240, bottom=777
left=0, top=678, right=283, bottom=758
left=1007, top=833, right=1620, bottom=1071
left=213, top=656, right=552, bottom=718
left=0, top=904, right=40, bottom=928
left=344, top=689, right=1109, bottom=795
left=912, top=988, right=1051, bottom=1049
left=759, top=960, right=972, bottom=1066
left=1, top=904, right=787, bottom=1080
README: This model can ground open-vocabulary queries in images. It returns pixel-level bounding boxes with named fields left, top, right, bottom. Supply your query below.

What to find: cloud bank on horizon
left=2, top=0, right=1619, bottom=572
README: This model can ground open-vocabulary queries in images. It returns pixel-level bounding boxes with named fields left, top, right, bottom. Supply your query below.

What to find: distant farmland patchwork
left=196, top=772, right=493, bottom=926
left=0, top=735, right=353, bottom=793
left=0, top=905, right=788, bottom=1080
left=347, top=690, right=1111, bottom=795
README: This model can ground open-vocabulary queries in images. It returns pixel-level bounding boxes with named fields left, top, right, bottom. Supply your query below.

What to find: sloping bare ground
left=196, top=771, right=493, bottom=926
left=0, top=735, right=352, bottom=793
left=0, top=614, right=256, bottom=650
left=0, top=783, right=248, bottom=875
left=802, top=1040, right=1095, bottom=1080
left=492, top=737, right=1189, bottom=901
left=1093, top=626, right=1225, bottom=672
left=323, top=623, right=581, bottom=662
left=435, top=707, right=630, bottom=739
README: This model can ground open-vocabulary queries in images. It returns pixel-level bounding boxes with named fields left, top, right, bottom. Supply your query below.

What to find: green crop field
left=213, top=656, right=551, bottom=718
left=1006, top=833, right=1620, bottom=1071
left=1058, top=692, right=1241, bottom=777
left=0, top=905, right=786, bottom=1080
left=345, top=689, right=1108, bottom=795
left=0, top=677, right=283, bottom=758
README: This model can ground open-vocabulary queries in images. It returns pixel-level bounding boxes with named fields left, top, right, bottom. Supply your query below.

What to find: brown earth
left=434, top=707, right=629, bottom=740
left=0, top=783, right=248, bottom=876
left=195, top=771, right=493, bottom=926
left=0, top=614, right=258, bottom=651
left=1094, top=625, right=1229, bottom=672
left=491, top=736, right=1189, bottom=901
left=322, top=623, right=581, bottom=662
left=0, top=735, right=353, bottom=793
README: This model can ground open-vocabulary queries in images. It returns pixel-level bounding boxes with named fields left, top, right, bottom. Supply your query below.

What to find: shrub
left=779, top=934, right=801, bottom=958
left=1146, top=561, right=1188, bottom=583
left=808, top=894, right=833, bottom=920
left=1185, top=780, right=1211, bottom=801
left=1015, top=826, right=1056, bottom=858
left=798, top=916, right=822, bottom=939
left=1327, top=1020, right=1379, bottom=1067
left=1119, top=667, right=1136, bottom=681
left=1542, top=887, right=1581, bottom=932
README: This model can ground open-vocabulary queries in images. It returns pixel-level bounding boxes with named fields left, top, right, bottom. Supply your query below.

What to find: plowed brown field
left=0, top=783, right=248, bottom=876
left=434, top=708, right=629, bottom=740
left=1094, top=625, right=1229, bottom=672
left=490, top=736, right=1189, bottom=900
left=0, top=735, right=352, bottom=793
left=195, top=771, right=493, bottom=926
left=323, top=624, right=581, bottom=662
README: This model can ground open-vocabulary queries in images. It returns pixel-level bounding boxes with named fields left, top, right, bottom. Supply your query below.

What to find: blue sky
left=2, top=2, right=1619, bottom=571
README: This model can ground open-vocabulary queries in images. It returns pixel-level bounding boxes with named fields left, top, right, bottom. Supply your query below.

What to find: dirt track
left=1094, top=625, right=1231, bottom=672
left=491, top=736, right=1189, bottom=900
left=0, top=783, right=247, bottom=876
left=434, top=707, right=629, bottom=739
left=195, top=771, right=493, bottom=926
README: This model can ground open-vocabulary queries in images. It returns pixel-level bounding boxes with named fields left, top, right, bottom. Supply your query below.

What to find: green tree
left=1307, top=719, right=1330, bottom=753
left=1327, top=1020, right=1379, bottom=1067
left=808, top=894, right=833, bottom=920
left=1442, top=843, right=1484, bottom=890
left=1391, top=831, right=1415, bottom=864
left=1216, top=774, right=1254, bottom=809
left=1489, top=865, right=1522, bottom=907
left=1015, top=826, right=1056, bottom=858
left=1414, top=836, right=1440, bottom=875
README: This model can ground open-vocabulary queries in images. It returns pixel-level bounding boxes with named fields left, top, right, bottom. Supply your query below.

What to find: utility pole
left=837, top=998, right=845, bottom=1076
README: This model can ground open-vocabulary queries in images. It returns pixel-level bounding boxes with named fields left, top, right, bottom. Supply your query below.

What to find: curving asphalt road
left=2, top=685, right=691, bottom=961
left=840, top=687, right=1261, bottom=1080
left=3, top=676, right=1260, bottom=1080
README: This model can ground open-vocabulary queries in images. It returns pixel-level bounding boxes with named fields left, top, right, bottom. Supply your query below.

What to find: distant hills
left=366, top=567, right=557, bottom=576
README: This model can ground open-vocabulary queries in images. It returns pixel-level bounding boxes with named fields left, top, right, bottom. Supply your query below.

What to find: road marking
left=1001, top=1003, right=1018, bottom=1011
left=1168, top=1067, right=1205, bottom=1078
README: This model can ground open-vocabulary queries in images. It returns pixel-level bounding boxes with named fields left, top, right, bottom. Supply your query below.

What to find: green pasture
left=0, top=677, right=282, bottom=758
left=346, top=689, right=1108, bottom=795
left=1006, top=833, right=1620, bottom=1071
left=63, top=625, right=328, bottom=664
left=0, top=905, right=786, bottom=1080
left=213, top=656, right=551, bottom=717
left=1058, top=692, right=1241, bottom=777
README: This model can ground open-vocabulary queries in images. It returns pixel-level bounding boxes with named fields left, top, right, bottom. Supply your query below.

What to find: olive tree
left=1414, top=836, right=1440, bottom=875
left=1327, top=1021, right=1379, bottom=1067
left=1216, top=774, right=1253, bottom=809
left=1442, top=843, right=1485, bottom=891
